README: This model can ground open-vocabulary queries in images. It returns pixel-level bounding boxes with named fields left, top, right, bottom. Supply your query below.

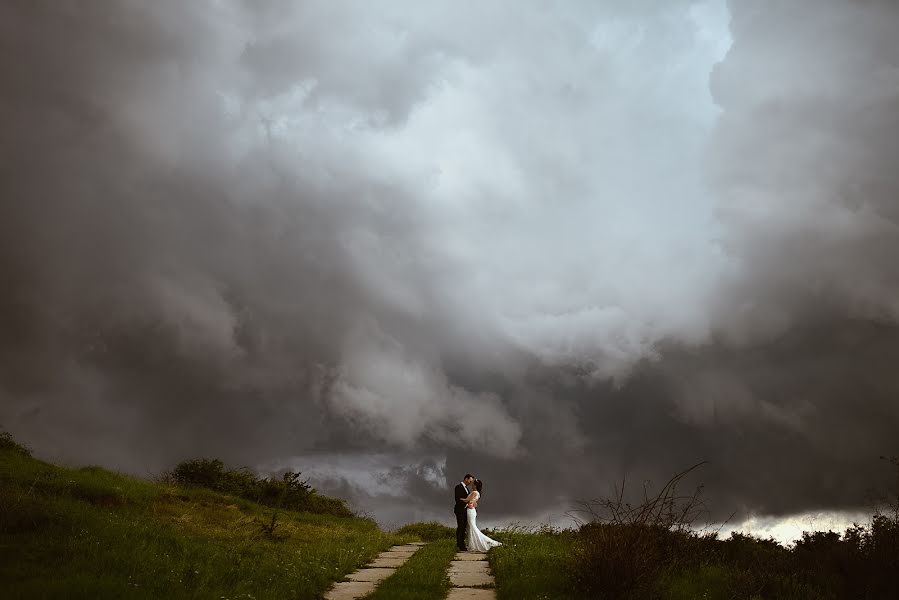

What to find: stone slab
left=323, top=580, right=377, bottom=600
left=447, top=589, right=497, bottom=600
left=367, top=557, right=408, bottom=568
left=449, top=571, right=495, bottom=587
left=454, top=552, right=488, bottom=561
left=449, top=560, right=491, bottom=572
left=391, top=545, right=423, bottom=552
left=408, top=541, right=428, bottom=546
left=345, top=568, right=396, bottom=583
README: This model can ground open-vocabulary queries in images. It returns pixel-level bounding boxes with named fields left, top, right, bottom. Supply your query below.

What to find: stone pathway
left=323, top=542, right=427, bottom=600
left=446, top=551, right=496, bottom=599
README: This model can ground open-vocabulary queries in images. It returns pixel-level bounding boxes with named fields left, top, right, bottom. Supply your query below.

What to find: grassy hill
left=6, top=430, right=898, bottom=600
left=0, top=433, right=417, bottom=599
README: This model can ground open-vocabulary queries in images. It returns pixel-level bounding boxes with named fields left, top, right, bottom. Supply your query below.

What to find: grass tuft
left=393, top=521, right=455, bottom=542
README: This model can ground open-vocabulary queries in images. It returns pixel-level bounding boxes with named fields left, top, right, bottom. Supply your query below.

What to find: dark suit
left=454, top=482, right=470, bottom=550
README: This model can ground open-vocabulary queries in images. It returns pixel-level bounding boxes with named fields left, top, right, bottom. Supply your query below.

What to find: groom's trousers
left=454, top=508, right=467, bottom=550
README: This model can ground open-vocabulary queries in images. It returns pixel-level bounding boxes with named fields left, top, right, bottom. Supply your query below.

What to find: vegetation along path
left=367, top=538, right=457, bottom=600
left=323, top=542, right=428, bottom=599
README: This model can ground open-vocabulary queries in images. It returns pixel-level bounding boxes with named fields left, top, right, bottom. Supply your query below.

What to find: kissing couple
left=454, top=473, right=502, bottom=552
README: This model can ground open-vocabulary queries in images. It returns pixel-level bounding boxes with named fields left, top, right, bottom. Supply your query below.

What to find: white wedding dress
left=466, top=491, right=502, bottom=552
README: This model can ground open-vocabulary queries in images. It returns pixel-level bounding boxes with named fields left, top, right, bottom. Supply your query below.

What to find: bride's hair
left=474, top=479, right=483, bottom=493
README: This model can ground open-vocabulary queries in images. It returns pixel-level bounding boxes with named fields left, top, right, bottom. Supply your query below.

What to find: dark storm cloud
left=0, top=0, right=532, bottom=469
left=1, top=0, right=898, bottom=533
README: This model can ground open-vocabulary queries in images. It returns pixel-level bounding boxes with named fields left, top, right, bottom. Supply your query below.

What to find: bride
left=462, top=479, right=502, bottom=552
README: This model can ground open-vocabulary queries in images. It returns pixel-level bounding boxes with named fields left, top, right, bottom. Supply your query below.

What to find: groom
left=454, top=473, right=475, bottom=551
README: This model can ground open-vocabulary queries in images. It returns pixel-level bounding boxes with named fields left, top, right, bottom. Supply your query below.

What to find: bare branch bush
left=564, top=461, right=722, bottom=599
left=565, top=461, right=714, bottom=532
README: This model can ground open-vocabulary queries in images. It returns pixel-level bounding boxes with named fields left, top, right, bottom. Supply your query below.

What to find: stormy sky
left=2, top=0, right=898, bottom=542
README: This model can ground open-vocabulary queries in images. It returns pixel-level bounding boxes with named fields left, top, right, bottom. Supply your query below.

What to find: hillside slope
left=0, top=435, right=413, bottom=599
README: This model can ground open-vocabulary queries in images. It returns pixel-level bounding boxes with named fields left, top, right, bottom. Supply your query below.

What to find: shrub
left=571, top=454, right=899, bottom=600
left=0, top=431, right=31, bottom=457
left=167, top=458, right=353, bottom=517
left=303, top=492, right=355, bottom=518
left=566, top=462, right=714, bottom=599
left=171, top=458, right=228, bottom=490
left=570, top=522, right=698, bottom=599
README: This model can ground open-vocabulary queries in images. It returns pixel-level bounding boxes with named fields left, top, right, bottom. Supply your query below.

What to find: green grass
left=0, top=442, right=414, bottom=599
left=393, top=521, right=454, bottom=542
left=655, top=563, right=836, bottom=600
left=366, top=538, right=456, bottom=600
left=488, top=527, right=579, bottom=600
left=657, top=564, right=747, bottom=600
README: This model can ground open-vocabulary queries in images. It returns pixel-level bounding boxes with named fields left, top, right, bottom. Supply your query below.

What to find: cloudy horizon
left=2, top=0, right=898, bottom=546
